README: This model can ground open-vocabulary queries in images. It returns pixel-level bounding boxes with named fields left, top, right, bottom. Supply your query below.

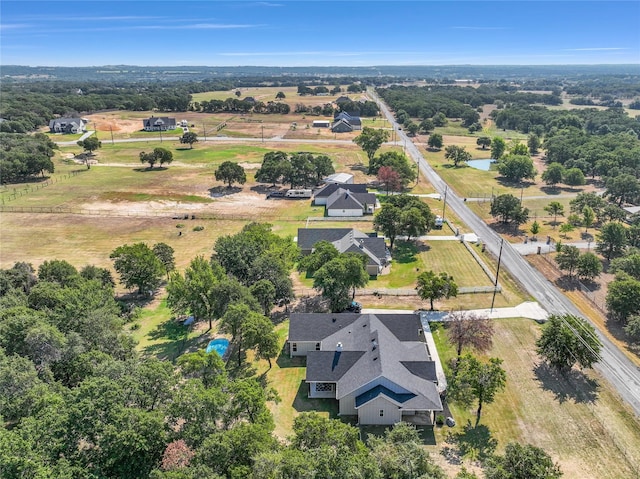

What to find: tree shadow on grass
left=133, top=166, right=169, bottom=173
left=488, top=221, right=525, bottom=237
left=348, top=163, right=368, bottom=173
left=147, top=317, right=186, bottom=342
left=442, top=420, right=498, bottom=464
left=533, top=362, right=599, bottom=404
left=360, top=425, right=436, bottom=446
left=393, top=240, right=430, bottom=264
left=141, top=327, right=207, bottom=363
left=292, top=380, right=339, bottom=417
left=209, top=186, right=241, bottom=197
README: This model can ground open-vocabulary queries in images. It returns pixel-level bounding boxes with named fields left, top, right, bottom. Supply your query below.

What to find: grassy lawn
left=428, top=319, right=640, bottom=478
left=130, top=298, right=213, bottom=362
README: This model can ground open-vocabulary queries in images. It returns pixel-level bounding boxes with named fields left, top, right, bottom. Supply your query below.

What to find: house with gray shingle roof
left=49, top=117, right=86, bottom=134
left=313, top=183, right=368, bottom=206
left=142, top=116, right=177, bottom=132
left=325, top=188, right=377, bottom=216
left=331, top=111, right=362, bottom=133
left=297, top=228, right=389, bottom=276
left=288, top=312, right=442, bottom=426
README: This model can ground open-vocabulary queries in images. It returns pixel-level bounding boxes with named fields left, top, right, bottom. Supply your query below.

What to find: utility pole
left=442, top=185, right=448, bottom=219
left=261, top=125, right=264, bottom=142
left=490, top=238, right=504, bottom=312
left=110, top=126, right=114, bottom=144
left=203, top=123, right=207, bottom=141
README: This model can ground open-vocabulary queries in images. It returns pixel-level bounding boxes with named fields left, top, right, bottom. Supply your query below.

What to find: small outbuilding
left=312, top=120, right=331, bottom=128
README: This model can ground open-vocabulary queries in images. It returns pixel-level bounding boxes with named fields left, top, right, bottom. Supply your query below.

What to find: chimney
left=336, top=342, right=343, bottom=352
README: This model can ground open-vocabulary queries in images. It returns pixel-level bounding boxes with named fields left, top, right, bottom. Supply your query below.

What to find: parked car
left=266, top=191, right=286, bottom=199
left=344, top=301, right=362, bottom=313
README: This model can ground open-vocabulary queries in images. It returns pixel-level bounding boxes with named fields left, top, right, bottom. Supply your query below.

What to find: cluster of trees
left=254, top=151, right=334, bottom=188
left=377, top=84, right=561, bottom=125
left=109, top=242, right=176, bottom=295
left=294, top=102, right=335, bottom=116
left=374, top=194, right=435, bottom=250
left=298, top=245, right=369, bottom=312
left=555, top=245, right=602, bottom=281
left=194, top=98, right=290, bottom=114
left=490, top=194, right=529, bottom=226
left=140, top=147, right=174, bottom=169
left=0, top=132, right=57, bottom=183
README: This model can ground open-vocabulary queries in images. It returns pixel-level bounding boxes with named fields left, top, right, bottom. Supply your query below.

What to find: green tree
left=297, top=240, right=340, bottom=276
left=536, top=314, right=602, bottom=371
left=275, top=91, right=286, bottom=100
left=544, top=201, right=565, bottom=227
left=419, top=118, right=434, bottom=133
left=432, top=112, right=447, bottom=127
left=555, top=245, right=580, bottom=277
left=444, top=145, right=472, bottom=167
left=577, top=252, right=602, bottom=281
left=606, top=173, right=640, bottom=205
left=369, top=150, right=416, bottom=187
left=570, top=192, right=606, bottom=219
left=427, top=133, right=443, bottom=150
left=219, top=303, right=271, bottom=366
left=416, top=270, right=458, bottom=310
left=559, top=222, right=574, bottom=238
left=77, top=136, right=102, bottom=168
left=110, top=243, right=164, bottom=295
left=541, top=163, right=565, bottom=187
left=353, top=127, right=389, bottom=162
left=152, top=242, right=175, bottom=277
left=491, top=136, right=506, bottom=160
left=177, top=349, right=226, bottom=388
left=180, top=132, right=199, bottom=149
left=37, top=259, right=78, bottom=286
left=485, top=442, right=562, bottom=479
left=166, top=256, right=224, bottom=330
left=374, top=204, right=403, bottom=251
left=369, top=423, right=446, bottom=479
left=310, top=154, right=335, bottom=183
left=249, top=279, right=276, bottom=316
left=563, top=167, right=586, bottom=187
left=606, top=274, right=640, bottom=322
left=624, top=315, right=640, bottom=342
left=477, top=136, right=491, bottom=150
left=596, top=222, right=628, bottom=260
left=610, top=253, right=640, bottom=280
left=490, top=194, right=529, bottom=225
left=582, top=206, right=595, bottom=233
left=497, top=154, right=536, bottom=183
left=215, top=161, right=246, bottom=188
left=508, top=140, right=529, bottom=156
left=140, top=147, right=173, bottom=169
left=528, top=134, right=542, bottom=155
left=405, top=120, right=419, bottom=136
left=255, top=151, right=288, bottom=186
left=530, top=220, right=540, bottom=239
left=448, top=354, right=506, bottom=426
left=313, top=254, right=369, bottom=312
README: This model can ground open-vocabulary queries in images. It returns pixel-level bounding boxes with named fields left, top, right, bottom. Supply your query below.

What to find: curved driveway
left=369, top=90, right=640, bottom=417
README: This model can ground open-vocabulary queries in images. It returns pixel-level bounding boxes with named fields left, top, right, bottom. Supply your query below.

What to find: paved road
left=369, top=89, right=640, bottom=418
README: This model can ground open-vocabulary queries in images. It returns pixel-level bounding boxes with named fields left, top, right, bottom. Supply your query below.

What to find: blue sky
left=1, top=1, right=639, bottom=66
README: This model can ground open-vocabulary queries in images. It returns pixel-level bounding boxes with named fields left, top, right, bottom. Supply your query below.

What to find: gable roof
left=296, top=228, right=386, bottom=267
left=315, top=184, right=367, bottom=200
left=331, top=119, right=354, bottom=132
left=326, top=188, right=376, bottom=210
left=143, top=117, right=176, bottom=128
left=292, top=313, right=442, bottom=412
left=334, top=111, right=362, bottom=125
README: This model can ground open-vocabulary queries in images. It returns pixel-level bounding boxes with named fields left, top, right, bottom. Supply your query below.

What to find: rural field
left=3, top=86, right=639, bottom=478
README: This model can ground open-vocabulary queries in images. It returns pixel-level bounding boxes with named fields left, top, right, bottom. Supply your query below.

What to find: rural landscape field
left=2, top=1, right=640, bottom=478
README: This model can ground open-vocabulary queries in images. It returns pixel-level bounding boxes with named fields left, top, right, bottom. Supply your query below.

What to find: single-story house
left=288, top=312, right=442, bottom=426
left=312, top=120, right=331, bottom=128
left=313, top=183, right=367, bottom=206
left=49, top=117, right=86, bottom=134
left=323, top=172, right=354, bottom=185
left=326, top=188, right=378, bottom=217
left=142, top=116, right=177, bottom=132
left=331, top=119, right=355, bottom=133
left=297, top=228, right=389, bottom=276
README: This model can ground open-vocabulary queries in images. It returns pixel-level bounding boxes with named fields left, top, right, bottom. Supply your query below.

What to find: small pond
left=206, top=338, right=230, bottom=357
left=466, top=159, right=496, bottom=171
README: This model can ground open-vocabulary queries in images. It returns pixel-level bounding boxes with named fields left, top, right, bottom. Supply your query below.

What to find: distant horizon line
left=3, top=63, right=640, bottom=68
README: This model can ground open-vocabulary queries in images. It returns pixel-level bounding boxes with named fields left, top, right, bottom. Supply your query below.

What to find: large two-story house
left=288, top=312, right=443, bottom=426
left=142, top=116, right=177, bottom=131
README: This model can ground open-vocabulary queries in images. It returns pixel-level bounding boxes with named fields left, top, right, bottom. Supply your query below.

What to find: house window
left=315, top=343, right=321, bottom=351
left=292, top=343, right=297, bottom=352
left=379, top=409, right=384, bottom=417
left=316, top=383, right=334, bottom=392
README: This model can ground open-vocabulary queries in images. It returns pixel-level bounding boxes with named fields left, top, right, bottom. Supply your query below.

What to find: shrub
left=193, top=225, right=204, bottom=232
